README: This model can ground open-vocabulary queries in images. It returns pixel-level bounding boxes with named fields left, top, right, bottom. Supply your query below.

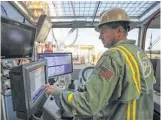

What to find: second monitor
left=38, top=52, right=73, bottom=79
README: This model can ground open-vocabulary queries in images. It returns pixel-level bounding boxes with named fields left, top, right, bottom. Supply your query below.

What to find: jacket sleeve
left=53, top=55, right=121, bottom=116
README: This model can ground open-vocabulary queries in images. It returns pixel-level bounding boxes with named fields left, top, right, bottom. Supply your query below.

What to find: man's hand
left=44, top=84, right=56, bottom=95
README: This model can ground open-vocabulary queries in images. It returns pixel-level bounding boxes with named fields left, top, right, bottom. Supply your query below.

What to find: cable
left=150, top=36, right=161, bottom=48
left=51, top=1, right=79, bottom=51
left=57, top=28, right=74, bottom=50
left=148, top=36, right=160, bottom=58
left=57, top=28, right=79, bottom=50
left=64, top=28, right=78, bottom=48
left=64, top=1, right=79, bottom=47
left=53, top=27, right=79, bottom=51
left=57, top=2, right=79, bottom=50
left=51, top=29, right=59, bottom=51
left=1, top=60, right=12, bottom=70
left=23, top=18, right=26, bottom=23
left=1, top=5, right=8, bottom=17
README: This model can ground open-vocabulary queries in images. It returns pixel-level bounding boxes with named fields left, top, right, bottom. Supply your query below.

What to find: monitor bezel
left=36, top=14, right=52, bottom=43
left=1, top=16, right=37, bottom=59
left=22, top=60, right=48, bottom=119
left=38, top=52, right=73, bottom=79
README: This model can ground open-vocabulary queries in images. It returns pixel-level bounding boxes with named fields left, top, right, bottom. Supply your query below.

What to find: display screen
left=36, top=20, right=52, bottom=42
left=29, top=67, right=45, bottom=103
left=38, top=53, right=73, bottom=78
left=1, top=17, right=36, bottom=58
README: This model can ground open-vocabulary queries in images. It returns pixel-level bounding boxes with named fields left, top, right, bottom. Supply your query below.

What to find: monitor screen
left=1, top=17, right=36, bottom=59
left=38, top=53, right=73, bottom=78
left=29, top=67, right=46, bottom=103
left=9, top=60, right=47, bottom=120
left=36, top=14, right=52, bottom=43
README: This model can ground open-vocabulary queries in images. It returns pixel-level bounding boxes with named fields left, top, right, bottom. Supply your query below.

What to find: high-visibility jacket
left=53, top=40, right=156, bottom=120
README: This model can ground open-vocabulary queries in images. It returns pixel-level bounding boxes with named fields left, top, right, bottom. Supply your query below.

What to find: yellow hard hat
left=95, top=8, right=136, bottom=32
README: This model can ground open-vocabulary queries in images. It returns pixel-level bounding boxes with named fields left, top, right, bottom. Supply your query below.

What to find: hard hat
left=95, top=8, right=136, bottom=32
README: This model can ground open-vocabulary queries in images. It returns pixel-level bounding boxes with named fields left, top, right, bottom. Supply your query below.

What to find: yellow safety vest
left=112, top=46, right=141, bottom=120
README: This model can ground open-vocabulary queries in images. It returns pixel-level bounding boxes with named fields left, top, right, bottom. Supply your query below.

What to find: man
left=45, top=8, right=156, bottom=120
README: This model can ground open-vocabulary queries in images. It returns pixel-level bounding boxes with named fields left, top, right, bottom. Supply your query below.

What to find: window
left=127, top=28, right=139, bottom=45
left=145, top=28, right=160, bottom=59
left=145, top=28, right=160, bottom=51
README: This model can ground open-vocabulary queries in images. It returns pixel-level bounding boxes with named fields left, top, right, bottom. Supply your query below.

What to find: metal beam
left=92, top=1, right=101, bottom=25
left=52, top=21, right=141, bottom=28
left=52, top=21, right=96, bottom=28
left=139, top=1, right=160, bottom=18
left=140, top=8, right=160, bottom=27
left=137, top=27, right=142, bottom=48
left=49, top=16, right=139, bottom=20
left=50, top=16, right=94, bottom=19
left=9, top=1, right=35, bottom=25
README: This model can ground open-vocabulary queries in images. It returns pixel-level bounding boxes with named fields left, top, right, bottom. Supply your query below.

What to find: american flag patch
left=99, top=66, right=114, bottom=81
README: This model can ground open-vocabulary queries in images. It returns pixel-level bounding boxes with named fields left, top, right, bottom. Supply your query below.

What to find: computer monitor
left=9, top=60, right=48, bottom=120
left=38, top=53, right=73, bottom=79
left=36, top=14, right=52, bottom=43
left=1, top=16, right=36, bottom=59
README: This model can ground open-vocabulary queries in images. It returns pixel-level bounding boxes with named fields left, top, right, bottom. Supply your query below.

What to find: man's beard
left=106, top=39, right=118, bottom=48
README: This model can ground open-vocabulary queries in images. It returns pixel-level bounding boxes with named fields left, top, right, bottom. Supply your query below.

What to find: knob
left=50, top=96, right=54, bottom=101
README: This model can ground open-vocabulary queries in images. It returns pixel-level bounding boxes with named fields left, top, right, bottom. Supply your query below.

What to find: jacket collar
left=112, top=40, right=136, bottom=48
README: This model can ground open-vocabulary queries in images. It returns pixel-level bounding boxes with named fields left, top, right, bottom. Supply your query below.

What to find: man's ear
left=116, top=26, right=124, bottom=33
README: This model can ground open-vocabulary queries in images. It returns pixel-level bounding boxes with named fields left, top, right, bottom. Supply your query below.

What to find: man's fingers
left=46, top=90, right=50, bottom=95
left=45, top=85, right=55, bottom=95
left=43, top=84, right=50, bottom=88
left=46, top=89, right=53, bottom=95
